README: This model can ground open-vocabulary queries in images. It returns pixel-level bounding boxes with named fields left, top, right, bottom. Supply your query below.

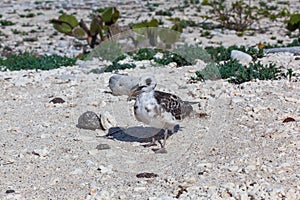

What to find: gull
left=130, top=75, right=193, bottom=153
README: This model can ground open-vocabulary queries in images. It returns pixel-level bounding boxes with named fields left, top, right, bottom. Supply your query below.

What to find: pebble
left=32, top=148, right=50, bottom=157
left=231, top=96, right=244, bottom=104
left=76, top=111, right=101, bottom=130
left=96, top=143, right=111, bottom=150
left=98, top=165, right=113, bottom=174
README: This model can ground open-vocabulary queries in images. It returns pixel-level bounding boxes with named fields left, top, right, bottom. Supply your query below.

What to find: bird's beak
left=130, top=84, right=143, bottom=97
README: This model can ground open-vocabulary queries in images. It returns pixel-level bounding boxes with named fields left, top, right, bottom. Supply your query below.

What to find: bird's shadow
left=105, top=125, right=180, bottom=143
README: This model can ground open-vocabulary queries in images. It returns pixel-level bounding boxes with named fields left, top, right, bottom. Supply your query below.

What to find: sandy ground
left=0, top=0, right=300, bottom=199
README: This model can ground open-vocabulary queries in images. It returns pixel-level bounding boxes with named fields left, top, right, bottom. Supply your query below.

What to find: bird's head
left=130, top=75, right=157, bottom=97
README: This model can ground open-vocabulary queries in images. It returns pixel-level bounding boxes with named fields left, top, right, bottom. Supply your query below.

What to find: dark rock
left=136, top=172, right=158, bottom=178
left=49, top=97, right=65, bottom=104
left=76, top=111, right=101, bottom=130
left=283, top=117, right=296, bottom=123
left=96, top=143, right=111, bottom=150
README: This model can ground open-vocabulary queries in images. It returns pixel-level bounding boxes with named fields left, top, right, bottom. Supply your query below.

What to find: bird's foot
left=153, top=147, right=167, bottom=154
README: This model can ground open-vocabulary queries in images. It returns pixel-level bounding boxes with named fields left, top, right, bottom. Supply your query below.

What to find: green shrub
left=0, top=20, right=15, bottom=26
left=155, top=10, right=173, bottom=16
left=205, top=45, right=264, bottom=62
left=218, top=60, right=281, bottom=84
left=104, top=62, right=136, bottom=72
left=0, top=52, right=77, bottom=71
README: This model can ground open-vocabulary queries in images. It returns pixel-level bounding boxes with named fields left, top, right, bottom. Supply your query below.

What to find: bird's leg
left=154, top=129, right=168, bottom=154
left=142, top=137, right=157, bottom=147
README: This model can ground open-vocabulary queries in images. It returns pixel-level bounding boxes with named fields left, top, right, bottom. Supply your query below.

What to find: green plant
left=204, top=0, right=258, bottom=32
left=204, top=45, right=264, bottom=62
left=22, top=23, right=33, bottom=27
left=0, top=20, right=15, bottom=26
left=23, top=37, right=38, bottom=42
left=0, top=52, right=77, bottom=71
left=218, top=60, right=281, bottom=84
left=11, top=29, right=28, bottom=35
left=50, top=7, right=120, bottom=48
left=203, top=0, right=289, bottom=32
left=19, top=13, right=35, bottom=18
left=155, top=10, right=173, bottom=16
left=104, top=62, right=136, bottom=72
left=283, top=68, right=296, bottom=82
left=154, top=51, right=190, bottom=67
left=129, top=48, right=189, bottom=67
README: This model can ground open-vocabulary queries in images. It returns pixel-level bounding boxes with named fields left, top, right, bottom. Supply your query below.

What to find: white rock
left=231, top=96, right=244, bottom=103
left=240, top=192, right=250, bottom=200
left=231, top=50, right=253, bottom=65
left=98, top=165, right=113, bottom=174
left=32, top=148, right=49, bottom=157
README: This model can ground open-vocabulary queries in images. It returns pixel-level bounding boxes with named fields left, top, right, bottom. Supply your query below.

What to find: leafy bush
left=0, top=52, right=77, bottom=71
left=203, top=0, right=289, bottom=32
left=154, top=51, right=190, bottom=67
left=205, top=45, right=264, bottom=62
left=204, top=0, right=258, bottom=32
left=104, top=62, right=136, bottom=72
left=0, top=20, right=15, bottom=26
left=155, top=10, right=173, bottom=16
left=217, top=59, right=280, bottom=84
left=50, top=7, right=120, bottom=48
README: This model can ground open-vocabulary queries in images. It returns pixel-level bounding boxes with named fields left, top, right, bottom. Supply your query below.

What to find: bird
left=130, top=75, right=193, bottom=153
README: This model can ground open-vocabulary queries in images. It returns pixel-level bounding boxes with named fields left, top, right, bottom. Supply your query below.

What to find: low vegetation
left=0, top=52, right=76, bottom=71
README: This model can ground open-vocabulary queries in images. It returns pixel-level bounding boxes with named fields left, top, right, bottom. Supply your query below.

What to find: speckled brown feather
left=154, top=90, right=193, bottom=120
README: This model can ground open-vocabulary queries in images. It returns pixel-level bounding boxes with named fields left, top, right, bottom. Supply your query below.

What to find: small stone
left=32, top=148, right=49, bottom=157
left=231, top=96, right=244, bottom=103
left=136, top=172, right=159, bottom=178
left=49, top=97, right=65, bottom=104
left=245, top=165, right=256, bottom=172
left=227, top=166, right=239, bottom=172
left=5, top=190, right=15, bottom=194
left=88, top=149, right=98, bottom=156
left=240, top=192, right=250, bottom=200
left=283, top=117, right=295, bottom=123
left=98, top=165, right=113, bottom=174
left=96, top=143, right=110, bottom=150
left=77, top=111, right=101, bottom=130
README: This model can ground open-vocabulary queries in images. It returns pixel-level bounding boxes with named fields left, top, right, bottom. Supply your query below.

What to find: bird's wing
left=154, top=90, right=193, bottom=120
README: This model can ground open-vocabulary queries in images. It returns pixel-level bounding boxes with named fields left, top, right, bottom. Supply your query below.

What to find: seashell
left=100, top=111, right=117, bottom=130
